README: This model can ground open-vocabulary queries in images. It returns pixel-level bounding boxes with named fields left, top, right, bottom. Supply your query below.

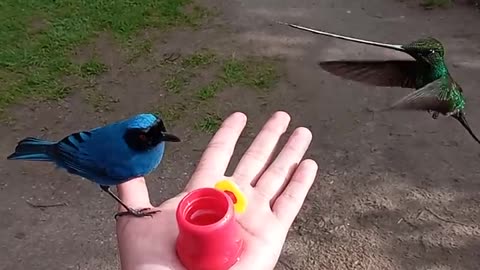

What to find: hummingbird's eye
left=430, top=49, right=435, bottom=54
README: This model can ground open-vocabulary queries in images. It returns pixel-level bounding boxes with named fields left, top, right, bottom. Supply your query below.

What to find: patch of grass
left=221, top=57, right=279, bottom=90
left=181, top=50, right=217, bottom=68
left=196, top=113, right=222, bottom=133
left=194, top=55, right=279, bottom=102
left=196, top=81, right=224, bottom=100
left=162, top=50, right=217, bottom=93
left=84, top=87, right=119, bottom=112
left=420, top=0, right=452, bottom=8
left=222, top=59, right=247, bottom=84
left=164, top=73, right=190, bottom=93
left=182, top=4, right=217, bottom=28
left=152, top=103, right=188, bottom=123
left=154, top=51, right=281, bottom=130
left=127, top=39, right=153, bottom=63
left=0, top=0, right=210, bottom=113
left=79, top=59, right=108, bottom=77
left=161, top=51, right=279, bottom=102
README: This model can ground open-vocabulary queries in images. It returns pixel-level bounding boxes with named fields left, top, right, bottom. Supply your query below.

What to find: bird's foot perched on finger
left=114, top=207, right=161, bottom=219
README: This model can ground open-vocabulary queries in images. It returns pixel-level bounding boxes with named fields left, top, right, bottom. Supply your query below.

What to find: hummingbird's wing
left=319, top=60, right=418, bottom=88
left=384, top=79, right=451, bottom=113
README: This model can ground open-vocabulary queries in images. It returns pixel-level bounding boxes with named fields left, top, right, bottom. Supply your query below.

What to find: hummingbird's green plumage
left=278, top=21, right=480, bottom=144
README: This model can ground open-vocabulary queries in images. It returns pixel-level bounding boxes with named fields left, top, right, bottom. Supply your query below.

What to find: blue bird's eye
left=139, top=134, right=147, bottom=141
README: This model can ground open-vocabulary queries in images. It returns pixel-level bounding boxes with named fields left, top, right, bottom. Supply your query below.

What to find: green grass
left=154, top=50, right=281, bottom=133
left=127, top=39, right=154, bottom=63
left=83, top=87, right=119, bottom=112
left=221, top=57, right=279, bottom=89
left=195, top=113, right=222, bottom=133
left=152, top=103, right=187, bottom=123
left=79, top=59, right=108, bottom=77
left=420, top=0, right=452, bottom=8
left=181, top=50, right=217, bottom=68
left=0, top=0, right=209, bottom=113
left=163, top=50, right=217, bottom=94
left=164, top=73, right=190, bottom=93
left=191, top=55, right=279, bottom=103
left=196, top=81, right=223, bottom=100
left=193, top=56, right=278, bottom=101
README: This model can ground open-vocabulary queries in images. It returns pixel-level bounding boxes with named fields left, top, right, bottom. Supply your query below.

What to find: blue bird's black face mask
left=152, top=119, right=180, bottom=142
left=124, top=120, right=180, bottom=151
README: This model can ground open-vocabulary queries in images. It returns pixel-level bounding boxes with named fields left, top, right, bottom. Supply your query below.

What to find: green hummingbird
left=277, top=21, right=480, bottom=144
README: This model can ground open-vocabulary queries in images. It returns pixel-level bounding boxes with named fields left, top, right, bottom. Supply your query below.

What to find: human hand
left=115, top=111, right=318, bottom=270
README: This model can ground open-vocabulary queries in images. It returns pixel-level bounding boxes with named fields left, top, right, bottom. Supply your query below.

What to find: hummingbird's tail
left=276, top=21, right=405, bottom=52
left=453, top=112, right=480, bottom=144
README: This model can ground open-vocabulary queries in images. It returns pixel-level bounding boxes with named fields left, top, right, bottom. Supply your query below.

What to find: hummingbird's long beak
left=162, top=133, right=181, bottom=142
left=452, top=112, right=480, bottom=144
left=276, top=21, right=405, bottom=52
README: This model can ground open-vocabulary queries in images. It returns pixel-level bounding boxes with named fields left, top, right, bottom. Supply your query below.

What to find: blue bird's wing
left=54, top=131, right=110, bottom=181
left=56, top=144, right=107, bottom=178
left=55, top=125, right=152, bottom=185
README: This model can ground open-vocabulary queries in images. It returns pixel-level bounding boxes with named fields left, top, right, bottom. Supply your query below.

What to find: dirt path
left=1, top=0, right=480, bottom=269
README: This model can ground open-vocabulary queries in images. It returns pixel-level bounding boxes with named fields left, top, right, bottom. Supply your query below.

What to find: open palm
left=115, top=111, right=318, bottom=270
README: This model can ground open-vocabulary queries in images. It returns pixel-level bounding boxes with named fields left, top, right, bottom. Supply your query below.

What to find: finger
left=232, top=111, right=291, bottom=186
left=184, top=112, right=247, bottom=191
left=272, top=159, right=318, bottom=228
left=116, top=177, right=153, bottom=212
left=254, top=127, right=312, bottom=202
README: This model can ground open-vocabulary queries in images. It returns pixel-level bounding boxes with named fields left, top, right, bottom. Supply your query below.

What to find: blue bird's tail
left=7, top=137, right=56, bottom=161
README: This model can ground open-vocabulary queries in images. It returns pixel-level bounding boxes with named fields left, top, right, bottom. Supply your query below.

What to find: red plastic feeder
left=176, top=187, right=244, bottom=270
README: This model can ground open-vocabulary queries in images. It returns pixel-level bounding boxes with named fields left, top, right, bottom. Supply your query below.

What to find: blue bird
left=7, top=113, right=180, bottom=218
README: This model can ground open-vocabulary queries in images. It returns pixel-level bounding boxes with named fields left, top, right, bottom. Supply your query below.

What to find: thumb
left=116, top=177, right=153, bottom=212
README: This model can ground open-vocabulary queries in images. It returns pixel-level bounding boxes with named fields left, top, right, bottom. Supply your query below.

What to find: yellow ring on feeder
left=214, top=179, right=248, bottom=214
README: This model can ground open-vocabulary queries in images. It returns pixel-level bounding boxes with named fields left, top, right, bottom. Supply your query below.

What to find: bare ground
left=1, top=0, right=480, bottom=269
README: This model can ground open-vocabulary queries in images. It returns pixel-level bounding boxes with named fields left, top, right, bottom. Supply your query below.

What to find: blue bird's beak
left=162, top=133, right=181, bottom=142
